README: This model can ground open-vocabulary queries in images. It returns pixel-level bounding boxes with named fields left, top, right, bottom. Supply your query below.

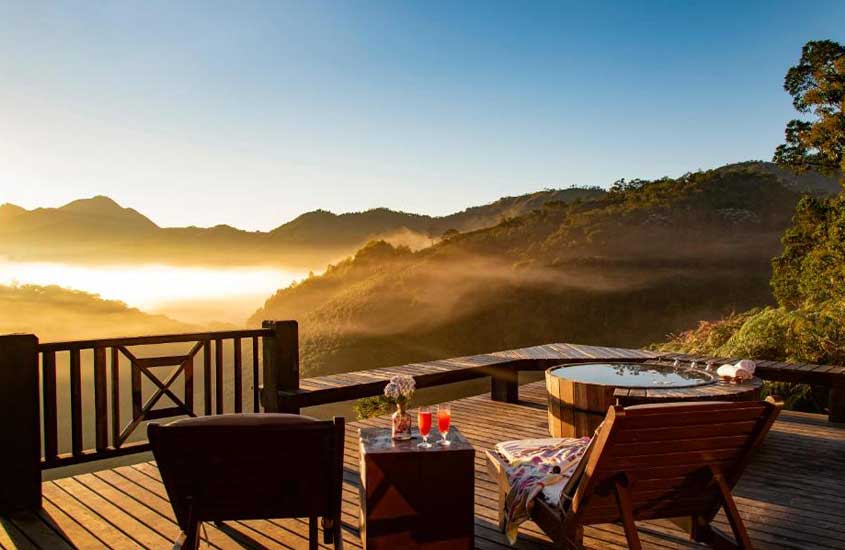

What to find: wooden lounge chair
left=149, top=414, right=345, bottom=550
left=486, top=399, right=782, bottom=549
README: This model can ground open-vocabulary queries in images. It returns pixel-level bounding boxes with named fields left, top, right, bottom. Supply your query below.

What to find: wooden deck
left=3, top=381, right=844, bottom=550
left=294, top=343, right=845, bottom=421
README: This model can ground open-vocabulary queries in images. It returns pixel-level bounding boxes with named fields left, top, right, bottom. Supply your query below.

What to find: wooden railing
left=37, top=328, right=272, bottom=468
left=0, top=320, right=300, bottom=514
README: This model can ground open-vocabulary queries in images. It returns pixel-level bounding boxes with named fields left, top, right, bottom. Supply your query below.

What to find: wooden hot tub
left=545, top=362, right=761, bottom=437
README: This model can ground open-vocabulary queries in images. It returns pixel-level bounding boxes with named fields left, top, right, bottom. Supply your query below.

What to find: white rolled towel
left=734, top=359, right=756, bottom=375
left=716, top=363, right=753, bottom=381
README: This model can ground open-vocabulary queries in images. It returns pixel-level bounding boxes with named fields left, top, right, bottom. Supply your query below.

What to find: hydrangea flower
left=383, top=374, right=415, bottom=403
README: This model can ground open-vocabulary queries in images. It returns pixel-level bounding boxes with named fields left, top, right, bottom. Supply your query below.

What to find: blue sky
left=1, top=1, right=843, bottom=230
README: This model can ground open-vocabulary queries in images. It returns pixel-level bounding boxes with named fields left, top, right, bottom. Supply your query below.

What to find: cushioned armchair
left=149, top=413, right=345, bottom=550
left=486, top=399, right=781, bottom=549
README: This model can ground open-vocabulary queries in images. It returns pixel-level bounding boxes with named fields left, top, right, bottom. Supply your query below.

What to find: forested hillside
left=252, top=162, right=837, bottom=376
left=0, top=284, right=191, bottom=341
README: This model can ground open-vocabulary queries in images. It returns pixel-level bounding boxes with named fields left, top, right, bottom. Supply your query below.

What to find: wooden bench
left=280, top=344, right=844, bottom=422
left=290, top=344, right=658, bottom=409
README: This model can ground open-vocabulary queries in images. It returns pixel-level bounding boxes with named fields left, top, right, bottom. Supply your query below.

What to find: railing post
left=490, top=364, right=519, bottom=403
left=261, top=320, right=300, bottom=414
left=830, top=384, right=845, bottom=423
left=0, top=334, right=41, bottom=512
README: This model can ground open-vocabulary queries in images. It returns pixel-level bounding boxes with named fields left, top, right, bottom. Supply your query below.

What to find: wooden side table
left=359, top=427, right=474, bottom=549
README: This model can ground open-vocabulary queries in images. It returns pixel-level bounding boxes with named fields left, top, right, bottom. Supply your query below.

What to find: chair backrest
left=149, top=413, right=345, bottom=530
left=561, top=400, right=780, bottom=525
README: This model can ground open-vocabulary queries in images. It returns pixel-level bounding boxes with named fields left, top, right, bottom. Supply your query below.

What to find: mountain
left=250, top=162, right=840, bottom=377
left=0, top=203, right=26, bottom=222
left=0, top=195, right=157, bottom=237
left=0, top=188, right=604, bottom=268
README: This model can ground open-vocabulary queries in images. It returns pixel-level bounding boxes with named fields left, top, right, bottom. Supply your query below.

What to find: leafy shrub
left=719, top=307, right=791, bottom=360
left=657, top=310, right=758, bottom=356
left=353, top=395, right=395, bottom=420
left=658, top=316, right=827, bottom=413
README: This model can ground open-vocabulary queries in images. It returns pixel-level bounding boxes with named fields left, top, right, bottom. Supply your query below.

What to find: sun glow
left=0, top=260, right=306, bottom=325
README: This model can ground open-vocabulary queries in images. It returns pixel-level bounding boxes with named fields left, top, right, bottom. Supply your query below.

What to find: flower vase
left=391, top=403, right=412, bottom=440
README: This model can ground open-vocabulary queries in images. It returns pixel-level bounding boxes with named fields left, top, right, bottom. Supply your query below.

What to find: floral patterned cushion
left=495, top=437, right=591, bottom=544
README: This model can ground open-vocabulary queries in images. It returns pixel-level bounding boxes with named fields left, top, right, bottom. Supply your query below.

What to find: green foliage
left=655, top=307, right=833, bottom=412
left=773, top=40, right=845, bottom=178
left=771, top=193, right=845, bottom=308
left=759, top=381, right=825, bottom=413
left=656, top=310, right=760, bottom=356
left=353, top=395, right=395, bottom=420
left=719, top=308, right=792, bottom=360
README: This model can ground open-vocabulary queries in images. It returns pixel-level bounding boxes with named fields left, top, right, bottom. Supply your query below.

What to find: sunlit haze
left=1, top=1, right=843, bottom=230
left=0, top=260, right=306, bottom=325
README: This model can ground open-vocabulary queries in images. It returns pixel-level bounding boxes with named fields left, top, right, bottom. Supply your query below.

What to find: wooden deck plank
left=41, top=481, right=136, bottom=549
left=109, top=466, right=307, bottom=549
left=128, top=461, right=367, bottom=549
left=91, top=469, right=241, bottom=550
left=0, top=515, right=41, bottom=550
left=50, top=477, right=172, bottom=549
left=123, top=464, right=325, bottom=549
left=5, top=512, right=73, bottom=550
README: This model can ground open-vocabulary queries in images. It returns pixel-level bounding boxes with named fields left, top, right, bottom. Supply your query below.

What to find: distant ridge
left=0, top=187, right=604, bottom=268
left=1, top=162, right=835, bottom=269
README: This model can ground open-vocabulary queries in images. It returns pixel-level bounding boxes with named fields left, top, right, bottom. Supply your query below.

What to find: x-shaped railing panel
left=114, top=341, right=203, bottom=447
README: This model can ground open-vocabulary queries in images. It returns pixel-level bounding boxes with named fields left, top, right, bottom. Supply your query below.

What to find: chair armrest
left=765, top=395, right=785, bottom=409
left=485, top=449, right=512, bottom=492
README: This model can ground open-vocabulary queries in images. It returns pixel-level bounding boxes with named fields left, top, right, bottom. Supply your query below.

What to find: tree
left=773, top=40, right=845, bottom=180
